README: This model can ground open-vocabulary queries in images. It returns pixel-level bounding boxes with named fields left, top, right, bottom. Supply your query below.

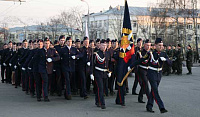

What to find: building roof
left=88, top=6, right=200, bottom=18
left=89, top=6, right=150, bottom=17
left=9, top=25, right=81, bottom=33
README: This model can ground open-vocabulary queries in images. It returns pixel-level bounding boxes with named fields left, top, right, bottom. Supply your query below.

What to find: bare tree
left=59, top=7, right=84, bottom=37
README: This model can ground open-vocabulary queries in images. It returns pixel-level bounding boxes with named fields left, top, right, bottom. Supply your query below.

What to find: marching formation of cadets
left=0, top=35, right=194, bottom=113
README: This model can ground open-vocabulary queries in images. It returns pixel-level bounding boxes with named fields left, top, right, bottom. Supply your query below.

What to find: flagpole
left=81, top=0, right=90, bottom=39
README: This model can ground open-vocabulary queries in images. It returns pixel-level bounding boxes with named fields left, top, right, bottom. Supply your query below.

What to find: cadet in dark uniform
left=54, top=35, right=66, bottom=96
left=109, top=39, right=118, bottom=95
left=59, top=36, right=80, bottom=100
left=130, top=38, right=170, bottom=113
left=9, top=42, right=17, bottom=85
left=28, top=39, right=43, bottom=100
left=132, top=38, right=143, bottom=95
left=137, top=39, right=151, bottom=103
left=22, top=40, right=38, bottom=97
left=3, top=41, right=13, bottom=84
left=31, top=38, right=60, bottom=102
left=165, top=45, right=173, bottom=76
left=186, top=45, right=193, bottom=75
left=0, top=43, right=8, bottom=83
left=18, top=39, right=29, bottom=91
left=78, top=36, right=92, bottom=99
left=91, top=39, right=111, bottom=109
left=9, top=43, right=21, bottom=88
left=175, top=44, right=183, bottom=75
left=21, top=40, right=33, bottom=94
left=75, top=39, right=81, bottom=93
left=171, top=45, right=177, bottom=74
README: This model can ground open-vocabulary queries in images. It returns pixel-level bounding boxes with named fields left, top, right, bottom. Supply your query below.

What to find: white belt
left=95, top=66, right=108, bottom=72
left=139, top=65, right=148, bottom=70
left=148, top=66, right=162, bottom=72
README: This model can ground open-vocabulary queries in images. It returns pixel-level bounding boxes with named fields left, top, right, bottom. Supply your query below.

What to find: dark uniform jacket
left=60, top=46, right=80, bottom=72
left=18, top=48, right=29, bottom=66
left=78, top=46, right=92, bottom=71
left=186, top=49, right=193, bottom=63
left=4, top=48, right=13, bottom=65
left=131, top=50, right=172, bottom=74
left=93, top=50, right=111, bottom=78
left=32, top=48, right=60, bottom=74
left=0, top=49, right=7, bottom=65
left=54, top=45, right=65, bottom=70
left=23, top=49, right=38, bottom=72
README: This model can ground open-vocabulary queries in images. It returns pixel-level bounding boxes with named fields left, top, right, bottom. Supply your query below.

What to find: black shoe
left=116, top=101, right=125, bottom=106
left=65, top=95, right=72, bottom=100
left=187, top=72, right=192, bottom=75
left=110, top=92, right=115, bottom=96
left=44, top=97, right=50, bottom=102
left=15, top=86, right=17, bottom=88
left=160, top=108, right=168, bottom=113
left=84, top=96, right=89, bottom=99
left=138, top=100, right=145, bottom=103
left=25, top=91, right=29, bottom=95
left=101, top=105, right=106, bottom=109
left=121, top=103, right=125, bottom=106
left=132, top=92, right=138, bottom=95
left=22, top=88, right=26, bottom=91
left=37, top=98, right=41, bottom=102
left=57, top=92, right=62, bottom=96
left=50, top=92, right=54, bottom=96
left=30, top=93, right=35, bottom=98
left=146, top=108, right=155, bottom=113
left=95, top=103, right=100, bottom=107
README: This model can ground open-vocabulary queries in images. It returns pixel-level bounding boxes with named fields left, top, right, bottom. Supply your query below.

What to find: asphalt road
left=0, top=66, right=200, bottom=117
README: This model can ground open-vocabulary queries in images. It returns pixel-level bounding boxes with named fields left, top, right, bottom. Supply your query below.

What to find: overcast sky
left=0, top=0, right=157, bottom=27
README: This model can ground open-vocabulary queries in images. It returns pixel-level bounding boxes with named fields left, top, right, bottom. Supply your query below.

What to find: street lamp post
left=81, top=0, right=90, bottom=39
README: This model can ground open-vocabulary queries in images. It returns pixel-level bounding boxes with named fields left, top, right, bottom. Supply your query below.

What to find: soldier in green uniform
left=171, top=45, right=177, bottom=74
left=165, top=45, right=173, bottom=75
left=175, top=44, right=183, bottom=75
left=186, top=45, right=193, bottom=75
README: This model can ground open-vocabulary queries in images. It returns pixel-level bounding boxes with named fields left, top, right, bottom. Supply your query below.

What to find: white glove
left=22, top=67, right=26, bottom=71
left=160, top=57, right=166, bottom=61
left=90, top=74, right=94, bottom=81
left=3, top=63, right=6, bottom=66
left=28, top=67, right=32, bottom=70
left=87, top=62, right=90, bottom=66
left=47, top=58, right=53, bottom=63
left=18, top=62, right=20, bottom=65
left=77, top=58, right=79, bottom=60
left=128, top=66, right=131, bottom=71
left=108, top=73, right=111, bottom=78
left=9, top=63, right=12, bottom=66
left=14, top=65, right=17, bottom=69
left=71, top=56, right=76, bottom=59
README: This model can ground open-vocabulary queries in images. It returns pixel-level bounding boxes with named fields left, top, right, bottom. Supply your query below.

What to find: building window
left=197, top=24, right=200, bottom=29
left=49, top=35, right=52, bottom=39
left=187, top=24, right=193, bottom=29
left=104, top=32, right=106, bottom=39
left=10, top=34, right=15, bottom=39
left=133, top=34, right=136, bottom=40
left=99, top=20, right=102, bottom=27
left=104, top=20, right=107, bottom=27
left=133, top=21, right=137, bottom=27
left=35, top=34, right=39, bottom=39
left=28, top=34, right=32, bottom=40
left=42, top=34, right=45, bottom=39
